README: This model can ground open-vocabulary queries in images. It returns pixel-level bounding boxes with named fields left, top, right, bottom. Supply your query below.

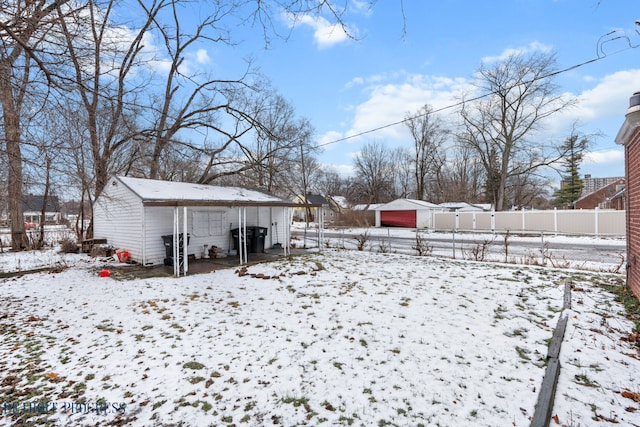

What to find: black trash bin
left=162, top=234, right=190, bottom=266
left=230, top=227, right=255, bottom=253
left=251, top=227, right=268, bottom=253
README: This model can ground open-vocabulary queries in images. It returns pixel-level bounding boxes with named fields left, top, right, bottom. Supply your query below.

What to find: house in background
left=292, top=194, right=342, bottom=223
left=93, top=176, right=302, bottom=275
left=374, top=199, right=445, bottom=228
left=581, top=174, right=625, bottom=197
left=607, top=187, right=625, bottom=210
left=22, top=194, right=62, bottom=225
left=574, top=179, right=625, bottom=210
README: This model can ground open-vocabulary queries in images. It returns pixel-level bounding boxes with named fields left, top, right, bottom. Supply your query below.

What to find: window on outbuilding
left=191, top=211, right=226, bottom=237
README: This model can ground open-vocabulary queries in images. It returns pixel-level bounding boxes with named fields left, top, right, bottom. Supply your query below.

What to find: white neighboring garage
left=374, top=199, right=444, bottom=228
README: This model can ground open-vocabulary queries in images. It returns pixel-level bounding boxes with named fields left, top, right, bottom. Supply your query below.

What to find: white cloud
left=544, top=68, right=640, bottom=137
left=318, top=130, right=345, bottom=148
left=286, top=13, right=354, bottom=49
left=574, top=69, right=640, bottom=120
left=481, top=41, right=553, bottom=64
left=343, top=73, right=473, bottom=143
left=195, top=49, right=210, bottom=64
left=583, top=149, right=624, bottom=165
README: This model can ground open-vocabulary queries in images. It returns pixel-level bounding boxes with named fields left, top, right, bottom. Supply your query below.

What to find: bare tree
left=0, top=0, right=75, bottom=250
left=389, top=146, right=414, bottom=199
left=405, top=104, right=448, bottom=200
left=439, top=144, right=485, bottom=202
left=56, top=0, right=157, bottom=205
left=1, top=0, right=380, bottom=248
left=315, top=166, right=347, bottom=199
left=459, top=51, right=576, bottom=211
left=353, top=141, right=395, bottom=205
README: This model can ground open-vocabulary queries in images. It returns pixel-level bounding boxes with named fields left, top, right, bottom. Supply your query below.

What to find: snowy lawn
left=0, top=249, right=639, bottom=426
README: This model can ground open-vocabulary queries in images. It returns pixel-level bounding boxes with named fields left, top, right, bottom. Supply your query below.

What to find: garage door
left=380, top=210, right=416, bottom=228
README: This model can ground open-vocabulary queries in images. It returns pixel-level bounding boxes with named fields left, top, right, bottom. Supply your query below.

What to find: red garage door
left=380, top=210, right=416, bottom=228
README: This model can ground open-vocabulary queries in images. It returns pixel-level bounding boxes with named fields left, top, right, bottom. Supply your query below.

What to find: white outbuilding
left=373, top=199, right=445, bottom=228
left=93, top=176, right=303, bottom=275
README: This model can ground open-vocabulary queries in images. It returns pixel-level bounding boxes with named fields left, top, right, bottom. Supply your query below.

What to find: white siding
left=93, top=178, right=144, bottom=260
left=142, top=206, right=175, bottom=265
left=96, top=178, right=293, bottom=266
left=416, top=210, right=432, bottom=228
left=141, top=206, right=288, bottom=264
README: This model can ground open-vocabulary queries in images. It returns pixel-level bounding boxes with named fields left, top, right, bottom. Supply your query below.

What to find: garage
left=380, top=210, right=417, bottom=227
left=374, top=199, right=444, bottom=229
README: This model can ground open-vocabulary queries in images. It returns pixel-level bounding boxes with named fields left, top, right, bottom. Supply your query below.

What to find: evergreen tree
left=553, top=135, right=588, bottom=209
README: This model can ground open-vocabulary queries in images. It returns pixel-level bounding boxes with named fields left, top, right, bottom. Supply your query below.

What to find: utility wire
left=318, top=32, right=639, bottom=148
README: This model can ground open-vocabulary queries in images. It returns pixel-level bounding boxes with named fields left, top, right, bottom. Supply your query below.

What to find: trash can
left=230, top=227, right=255, bottom=252
left=162, top=234, right=190, bottom=266
left=251, top=227, right=268, bottom=253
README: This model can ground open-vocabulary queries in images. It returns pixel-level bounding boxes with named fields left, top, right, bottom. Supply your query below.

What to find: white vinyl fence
left=433, top=208, right=625, bottom=236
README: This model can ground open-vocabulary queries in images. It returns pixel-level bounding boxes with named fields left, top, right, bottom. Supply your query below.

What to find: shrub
left=59, top=238, right=79, bottom=254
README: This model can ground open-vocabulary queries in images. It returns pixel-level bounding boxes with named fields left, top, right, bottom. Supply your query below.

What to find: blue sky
left=188, top=1, right=640, bottom=183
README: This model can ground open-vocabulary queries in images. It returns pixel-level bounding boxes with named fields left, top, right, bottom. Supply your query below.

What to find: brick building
left=615, top=91, right=640, bottom=300
left=573, top=179, right=625, bottom=210
left=580, top=174, right=625, bottom=197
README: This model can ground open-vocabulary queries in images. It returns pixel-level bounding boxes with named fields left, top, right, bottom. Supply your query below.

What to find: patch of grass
left=183, top=361, right=206, bottom=370
left=599, top=281, right=640, bottom=333
left=574, top=373, right=599, bottom=387
left=189, top=376, right=205, bottom=384
left=152, top=400, right=166, bottom=411
left=170, top=323, right=186, bottom=333
left=281, top=396, right=312, bottom=413
left=96, top=323, right=116, bottom=332
left=515, top=346, right=531, bottom=361
left=339, top=415, right=355, bottom=425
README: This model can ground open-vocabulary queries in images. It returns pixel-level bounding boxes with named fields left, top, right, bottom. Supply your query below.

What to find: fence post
left=452, top=229, right=456, bottom=259
left=491, top=211, right=495, bottom=233
left=522, top=207, right=525, bottom=233
left=455, top=212, right=459, bottom=231
left=554, top=208, right=558, bottom=236
left=594, top=207, right=599, bottom=237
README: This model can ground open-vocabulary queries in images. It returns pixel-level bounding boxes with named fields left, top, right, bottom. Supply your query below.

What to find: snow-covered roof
left=439, top=202, right=488, bottom=212
left=374, top=198, right=443, bottom=211
left=351, top=203, right=383, bottom=211
left=114, top=176, right=296, bottom=206
left=330, top=196, right=349, bottom=209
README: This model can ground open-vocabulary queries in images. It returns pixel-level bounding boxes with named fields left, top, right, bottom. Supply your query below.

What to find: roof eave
left=142, top=200, right=301, bottom=208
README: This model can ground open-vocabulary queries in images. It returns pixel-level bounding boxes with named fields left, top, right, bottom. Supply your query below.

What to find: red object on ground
left=116, top=250, right=129, bottom=263
left=99, top=270, right=111, bottom=277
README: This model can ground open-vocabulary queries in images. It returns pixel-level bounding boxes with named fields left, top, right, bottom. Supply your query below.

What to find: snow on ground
left=0, top=248, right=639, bottom=427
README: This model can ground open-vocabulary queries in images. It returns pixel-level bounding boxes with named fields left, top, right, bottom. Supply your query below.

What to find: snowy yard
left=0, top=247, right=639, bottom=426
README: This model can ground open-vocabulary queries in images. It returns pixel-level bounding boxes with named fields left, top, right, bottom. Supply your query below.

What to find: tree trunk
left=37, top=156, right=52, bottom=249
left=0, top=65, right=27, bottom=250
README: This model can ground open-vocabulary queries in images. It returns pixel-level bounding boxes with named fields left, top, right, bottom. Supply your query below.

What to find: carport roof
left=114, top=176, right=303, bottom=207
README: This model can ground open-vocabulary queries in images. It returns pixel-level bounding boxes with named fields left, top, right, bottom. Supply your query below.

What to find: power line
left=318, top=36, right=638, bottom=149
